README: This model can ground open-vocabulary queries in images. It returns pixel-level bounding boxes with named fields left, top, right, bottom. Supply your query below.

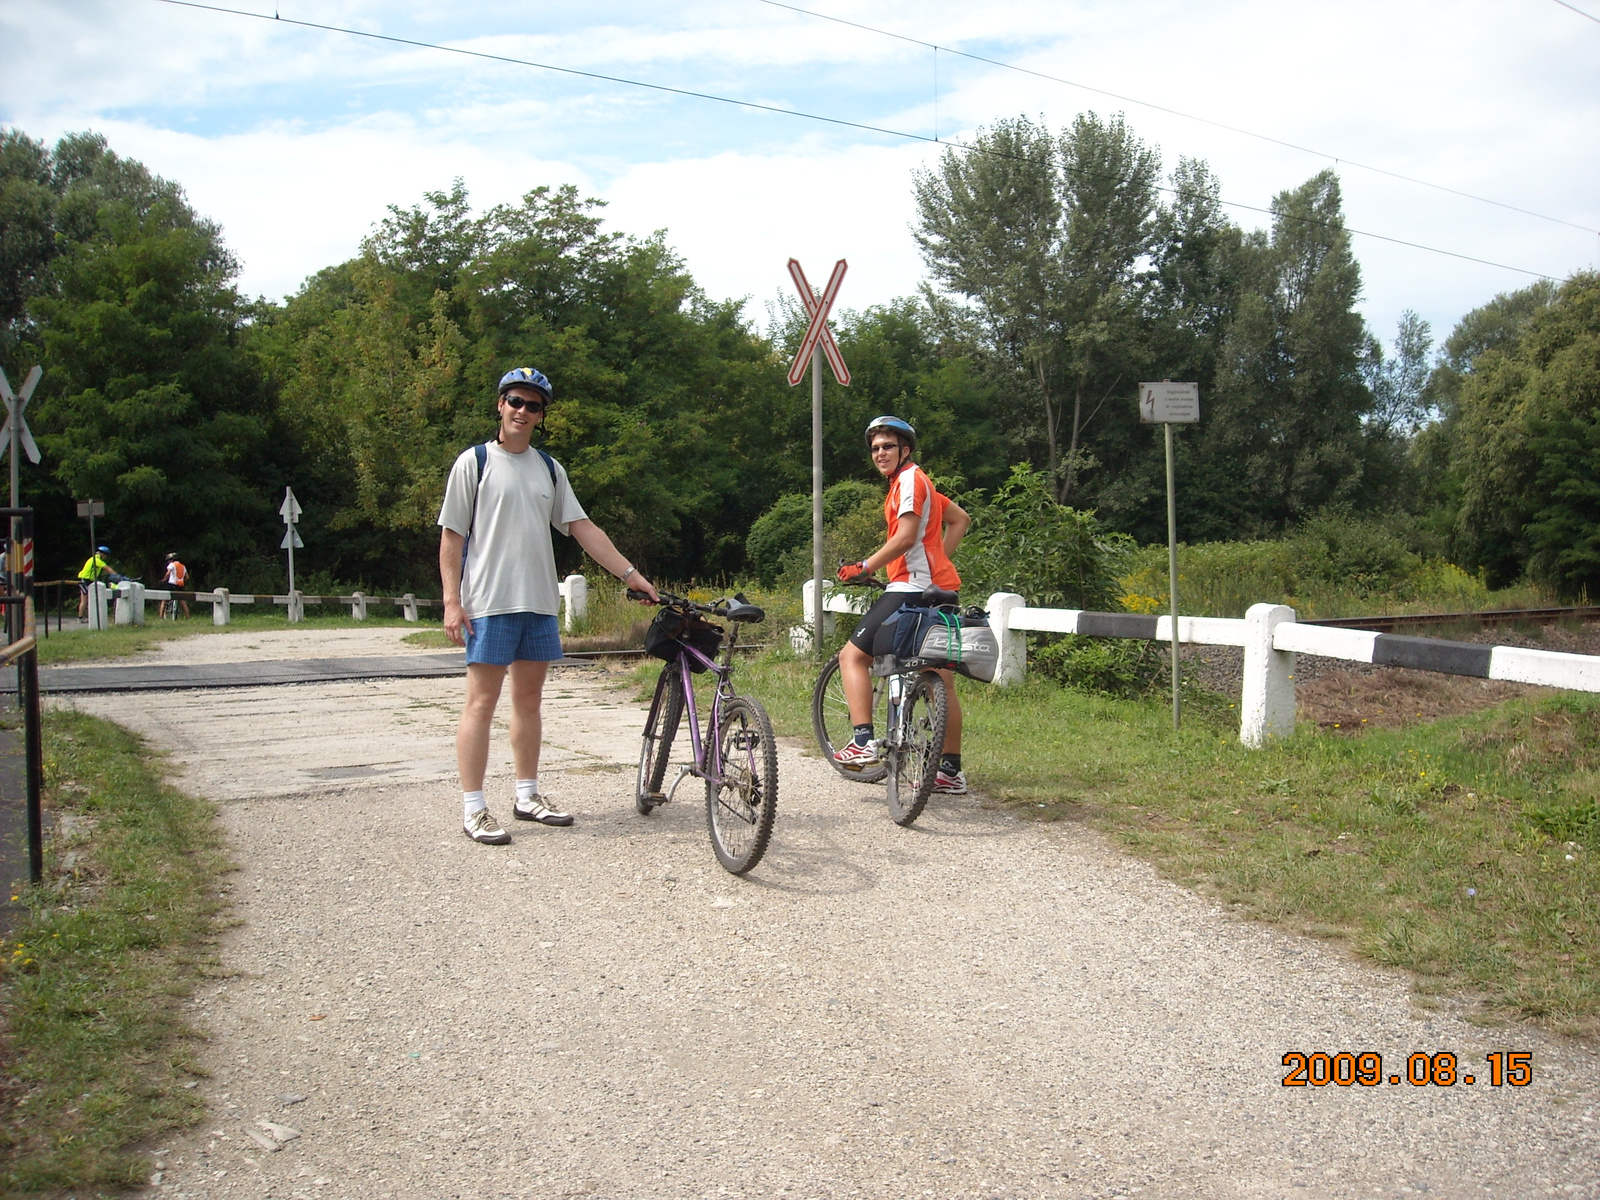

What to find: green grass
left=402, top=628, right=454, bottom=650
left=35, top=609, right=441, bottom=665
left=0, top=711, right=229, bottom=1194
left=730, top=650, right=1600, bottom=1032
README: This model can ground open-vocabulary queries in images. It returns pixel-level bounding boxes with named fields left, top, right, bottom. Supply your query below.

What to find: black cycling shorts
left=847, top=589, right=959, bottom=655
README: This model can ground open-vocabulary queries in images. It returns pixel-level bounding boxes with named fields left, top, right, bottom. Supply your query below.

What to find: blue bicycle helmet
left=497, top=367, right=552, bottom=401
left=864, top=414, right=916, bottom=452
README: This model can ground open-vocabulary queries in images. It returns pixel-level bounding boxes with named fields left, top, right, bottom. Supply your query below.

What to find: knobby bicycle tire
left=811, top=652, right=889, bottom=785
left=636, top=666, right=684, bottom=815
left=706, top=695, right=778, bottom=875
left=885, top=672, right=947, bottom=827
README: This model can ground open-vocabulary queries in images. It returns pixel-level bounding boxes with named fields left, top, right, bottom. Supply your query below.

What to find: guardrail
left=79, top=574, right=592, bottom=630
left=984, top=594, right=1600, bottom=748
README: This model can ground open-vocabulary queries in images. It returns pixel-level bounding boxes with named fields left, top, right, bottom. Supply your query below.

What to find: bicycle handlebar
left=627, top=589, right=765, bottom=623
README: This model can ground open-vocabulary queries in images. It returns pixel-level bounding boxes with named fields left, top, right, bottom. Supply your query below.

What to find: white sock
left=515, top=778, right=539, bottom=803
left=463, top=791, right=486, bottom=821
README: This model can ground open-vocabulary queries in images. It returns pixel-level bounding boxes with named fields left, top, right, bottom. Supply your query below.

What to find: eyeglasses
left=869, top=442, right=901, bottom=455
left=501, top=394, right=549, bottom=412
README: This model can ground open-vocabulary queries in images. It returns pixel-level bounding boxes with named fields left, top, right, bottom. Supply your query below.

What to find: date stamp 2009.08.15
left=1282, top=1051, right=1532, bottom=1088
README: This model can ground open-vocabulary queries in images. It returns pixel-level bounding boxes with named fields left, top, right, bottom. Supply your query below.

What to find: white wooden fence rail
left=983, top=592, right=1600, bottom=747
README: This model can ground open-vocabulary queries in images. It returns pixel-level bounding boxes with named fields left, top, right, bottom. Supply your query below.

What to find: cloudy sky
left=2, top=0, right=1596, bottom=351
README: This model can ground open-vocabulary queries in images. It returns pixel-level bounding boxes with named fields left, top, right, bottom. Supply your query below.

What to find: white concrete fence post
left=89, top=581, right=109, bottom=630
left=114, top=581, right=146, bottom=626
left=560, top=574, right=587, bottom=632
left=401, top=593, right=418, bottom=622
left=288, top=589, right=304, bottom=624
left=792, top=579, right=840, bottom=652
left=986, top=592, right=1027, bottom=686
left=212, top=588, right=231, bottom=626
left=350, top=591, right=368, bottom=621
left=1240, top=602, right=1296, bottom=747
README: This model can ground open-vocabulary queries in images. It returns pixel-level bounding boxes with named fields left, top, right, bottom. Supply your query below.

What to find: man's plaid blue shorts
left=464, top=612, right=563, bottom=665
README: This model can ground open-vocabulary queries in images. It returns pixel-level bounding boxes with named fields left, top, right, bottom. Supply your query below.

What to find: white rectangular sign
left=1139, top=382, right=1200, bottom=424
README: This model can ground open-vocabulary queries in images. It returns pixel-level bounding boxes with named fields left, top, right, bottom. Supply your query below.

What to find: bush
left=1119, top=513, right=1500, bottom=619
left=1031, top=634, right=1164, bottom=698
left=746, top=481, right=881, bottom=587
left=954, top=464, right=1133, bottom=609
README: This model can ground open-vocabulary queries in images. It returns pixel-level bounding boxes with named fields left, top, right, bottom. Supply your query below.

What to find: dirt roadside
left=51, top=628, right=1600, bottom=1200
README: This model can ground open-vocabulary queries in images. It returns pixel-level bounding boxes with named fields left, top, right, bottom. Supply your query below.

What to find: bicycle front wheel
left=811, top=652, right=889, bottom=785
left=706, top=695, right=778, bottom=875
left=636, top=666, right=684, bottom=815
left=884, top=672, right=947, bottom=827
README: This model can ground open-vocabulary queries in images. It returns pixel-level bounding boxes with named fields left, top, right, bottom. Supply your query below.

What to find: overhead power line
left=755, top=0, right=1600, bottom=238
left=152, top=0, right=1561, bottom=281
left=1550, top=0, right=1600, bottom=24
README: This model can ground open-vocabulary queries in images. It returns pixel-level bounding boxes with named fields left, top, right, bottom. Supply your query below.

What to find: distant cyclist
left=160, top=553, right=190, bottom=618
left=76, top=545, right=124, bottom=618
left=833, top=416, right=972, bottom=794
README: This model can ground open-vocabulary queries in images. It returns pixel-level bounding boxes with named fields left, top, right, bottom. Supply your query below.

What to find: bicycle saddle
left=724, top=601, right=765, bottom=624
left=919, top=587, right=959, bottom=608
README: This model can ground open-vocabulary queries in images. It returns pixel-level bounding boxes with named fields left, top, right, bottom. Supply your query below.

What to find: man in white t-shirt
left=438, top=367, right=659, bottom=844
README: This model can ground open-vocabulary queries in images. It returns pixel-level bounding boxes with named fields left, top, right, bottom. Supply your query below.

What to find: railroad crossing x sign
left=786, top=258, right=851, bottom=387
left=0, top=365, right=43, bottom=464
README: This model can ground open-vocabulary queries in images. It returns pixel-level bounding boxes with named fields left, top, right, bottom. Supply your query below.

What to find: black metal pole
left=22, top=645, right=40, bottom=885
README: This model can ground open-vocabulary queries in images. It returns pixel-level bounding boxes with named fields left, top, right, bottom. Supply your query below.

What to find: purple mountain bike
left=631, top=589, right=777, bottom=875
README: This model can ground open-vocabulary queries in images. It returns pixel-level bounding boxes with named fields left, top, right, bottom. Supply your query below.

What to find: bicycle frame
left=649, top=618, right=744, bottom=793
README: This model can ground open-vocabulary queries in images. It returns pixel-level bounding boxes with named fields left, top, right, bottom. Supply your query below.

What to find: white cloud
left=1, top=0, right=1593, bottom=344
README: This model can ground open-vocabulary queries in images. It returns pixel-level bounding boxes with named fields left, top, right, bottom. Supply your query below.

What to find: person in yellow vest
left=160, top=552, right=190, bottom=618
left=77, top=545, right=118, bottom=618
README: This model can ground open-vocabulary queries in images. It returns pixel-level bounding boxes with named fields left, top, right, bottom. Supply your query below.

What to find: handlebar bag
left=877, top=606, right=1000, bottom=683
left=644, top=608, right=723, bottom=673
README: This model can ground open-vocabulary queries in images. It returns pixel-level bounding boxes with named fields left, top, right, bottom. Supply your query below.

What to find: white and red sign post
left=786, top=258, right=851, bottom=656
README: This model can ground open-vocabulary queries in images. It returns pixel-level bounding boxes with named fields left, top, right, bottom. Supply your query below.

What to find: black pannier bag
left=643, top=608, right=723, bottom=672
left=871, top=605, right=1000, bottom=683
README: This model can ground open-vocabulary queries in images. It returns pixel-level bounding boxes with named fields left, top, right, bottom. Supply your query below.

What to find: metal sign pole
left=784, top=257, right=851, bottom=658
left=811, top=345, right=824, bottom=659
left=1139, top=381, right=1200, bottom=733
left=1165, top=421, right=1181, bottom=731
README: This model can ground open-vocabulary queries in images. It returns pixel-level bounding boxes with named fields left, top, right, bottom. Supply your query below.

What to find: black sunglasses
left=501, top=394, right=549, bottom=412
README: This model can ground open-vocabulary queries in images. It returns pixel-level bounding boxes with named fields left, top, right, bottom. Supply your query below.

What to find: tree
left=1452, top=272, right=1600, bottom=593
left=1203, top=169, right=1374, bottom=532
left=0, top=129, right=57, bottom=357
left=6, top=131, right=279, bottom=583
left=914, top=113, right=1160, bottom=503
left=254, top=183, right=796, bottom=587
left=1409, top=280, right=1558, bottom=554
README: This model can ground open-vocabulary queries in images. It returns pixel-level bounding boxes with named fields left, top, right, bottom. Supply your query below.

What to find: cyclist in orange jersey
left=833, top=416, right=971, bottom=794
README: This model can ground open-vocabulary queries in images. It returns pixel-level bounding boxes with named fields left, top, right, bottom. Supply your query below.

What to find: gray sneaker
left=464, top=808, right=511, bottom=844
left=513, top=794, right=574, bottom=827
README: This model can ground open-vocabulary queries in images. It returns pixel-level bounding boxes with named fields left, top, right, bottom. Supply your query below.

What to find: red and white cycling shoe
left=833, top=740, right=882, bottom=770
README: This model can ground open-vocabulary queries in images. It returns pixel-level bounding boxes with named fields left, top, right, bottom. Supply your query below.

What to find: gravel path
left=53, top=629, right=1600, bottom=1200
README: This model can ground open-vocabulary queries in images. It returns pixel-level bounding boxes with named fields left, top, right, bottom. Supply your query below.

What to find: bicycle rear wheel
left=811, top=652, right=889, bottom=785
left=884, top=672, right=947, bottom=827
left=706, top=695, right=778, bottom=875
left=636, top=666, right=684, bottom=815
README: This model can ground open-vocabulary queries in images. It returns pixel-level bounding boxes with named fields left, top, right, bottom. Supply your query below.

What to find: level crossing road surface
left=47, top=629, right=1600, bottom=1199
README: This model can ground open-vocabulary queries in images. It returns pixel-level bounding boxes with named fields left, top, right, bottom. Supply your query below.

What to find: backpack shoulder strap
left=463, top=442, right=491, bottom=568
left=537, top=447, right=558, bottom=489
